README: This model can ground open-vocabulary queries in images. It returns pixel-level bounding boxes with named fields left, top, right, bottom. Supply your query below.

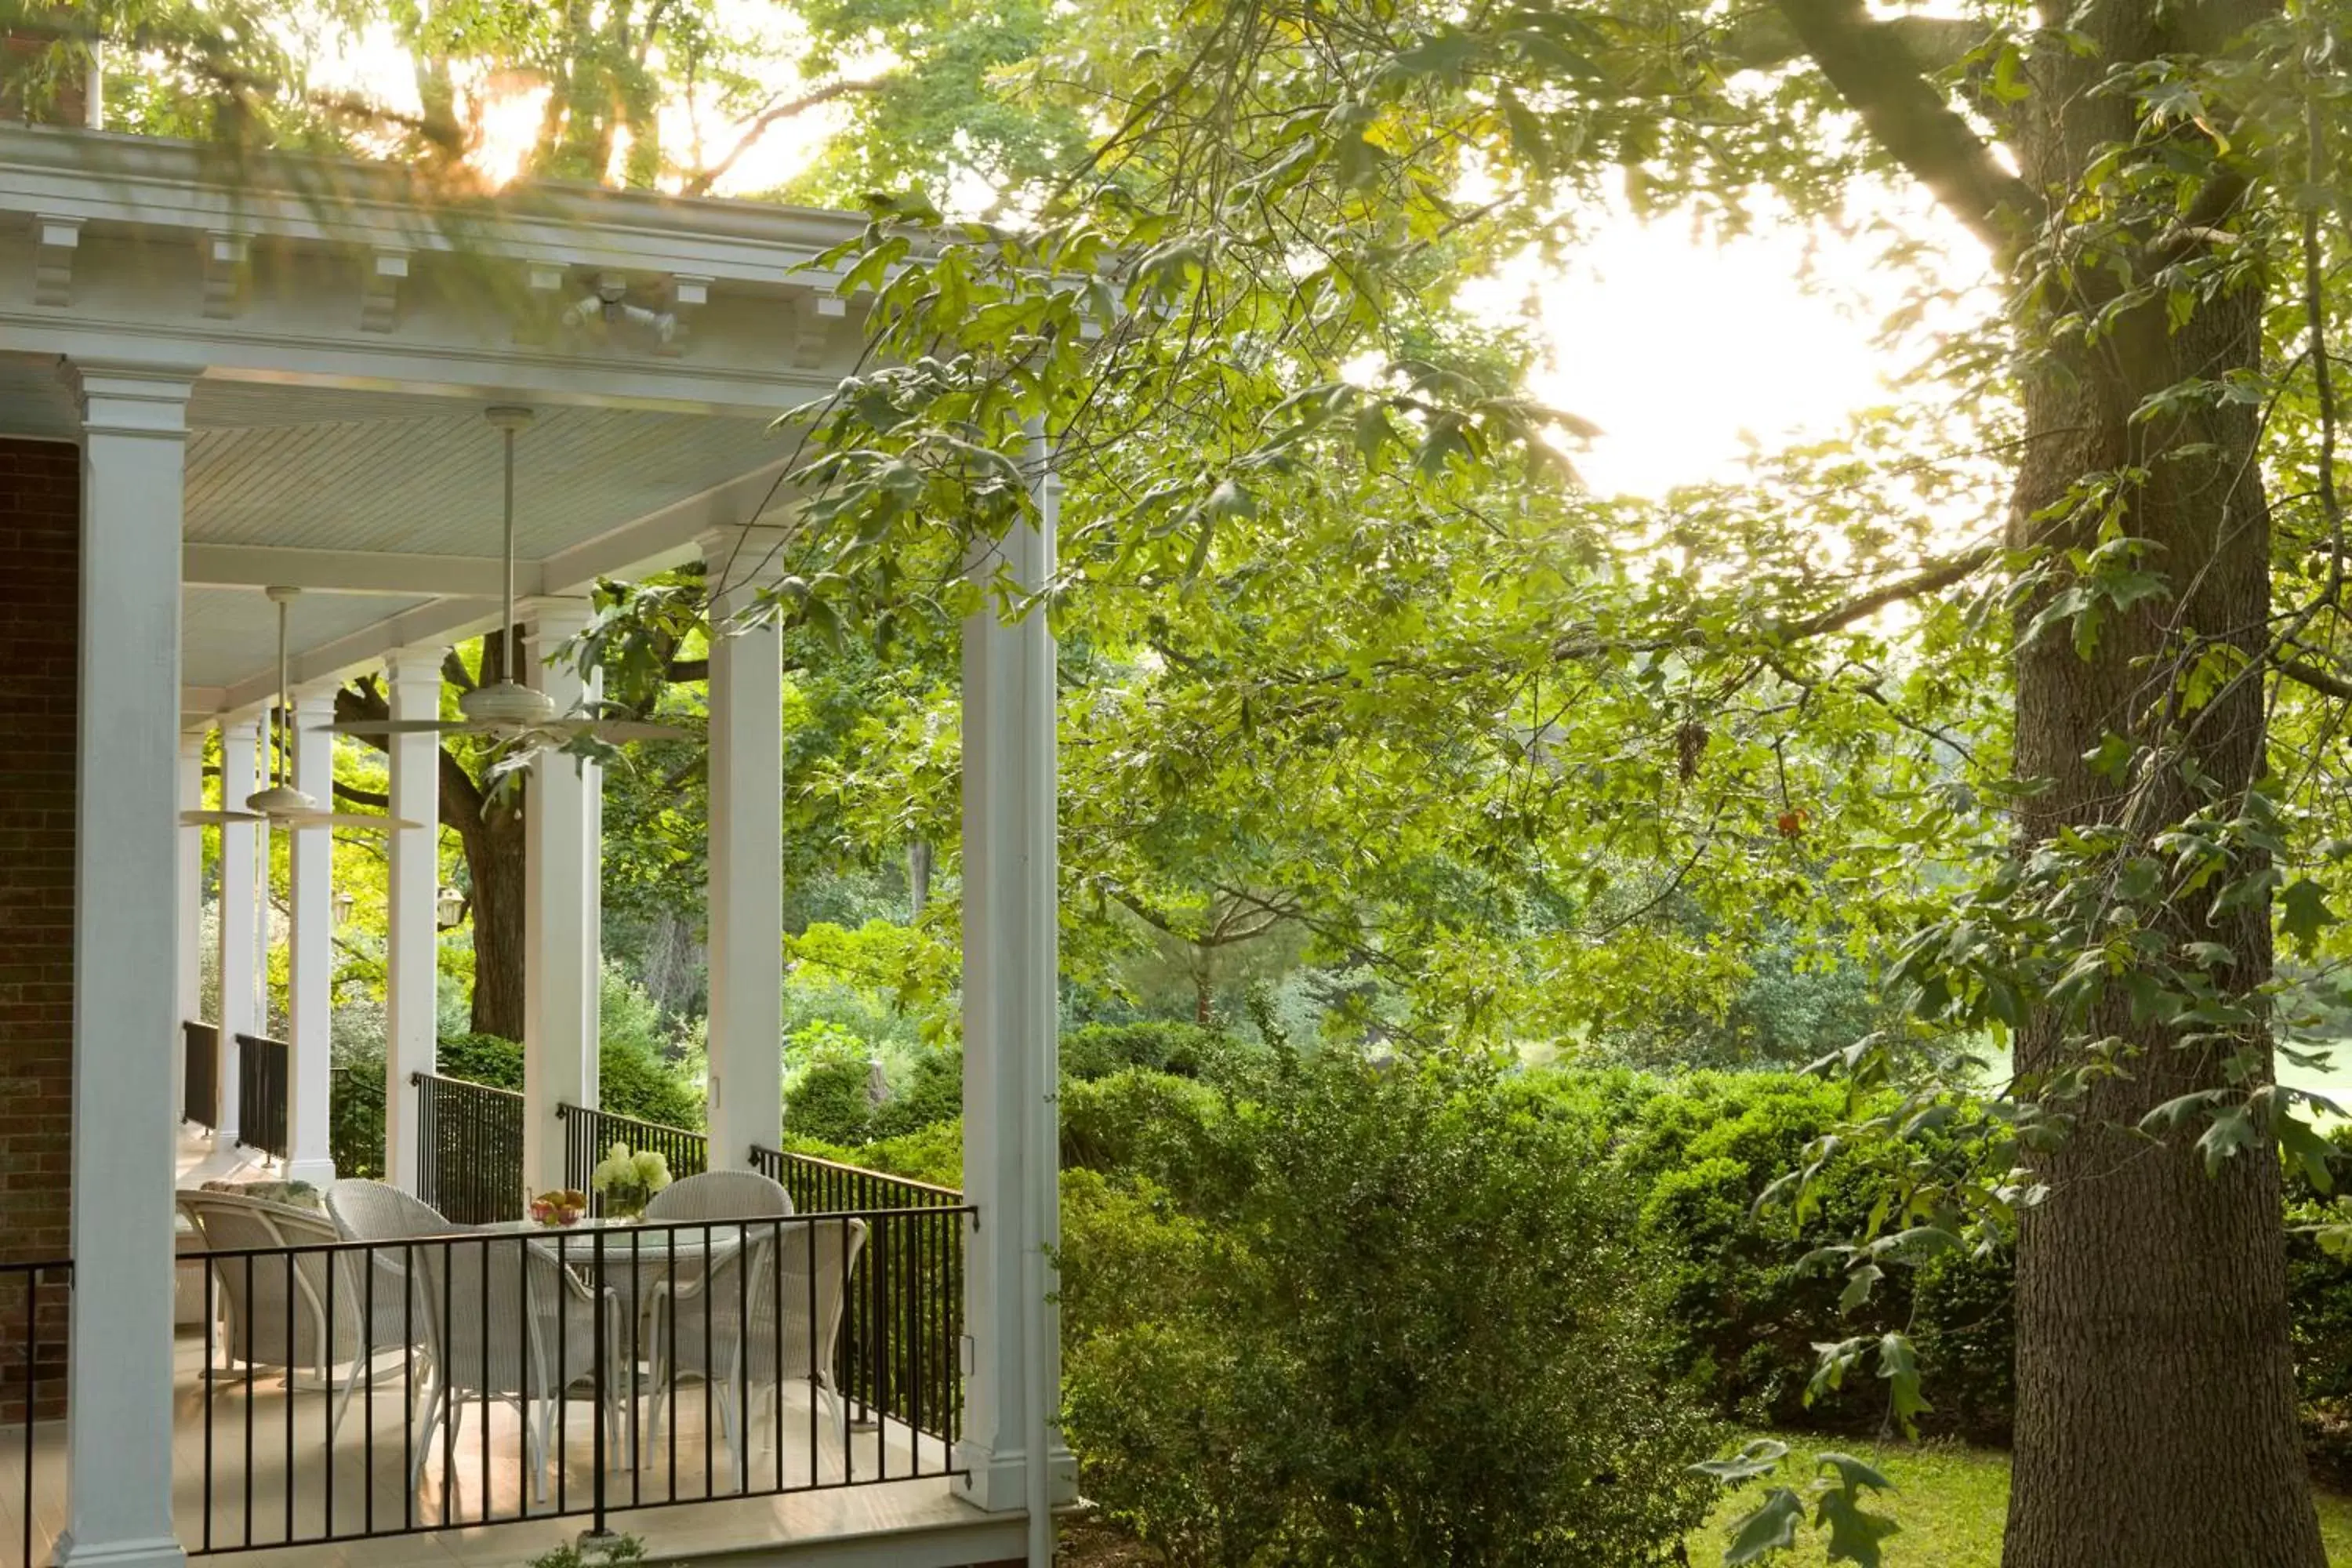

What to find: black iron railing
left=184, top=1021, right=220, bottom=1129
left=0, top=1259, right=68, bottom=1568
left=183, top=1210, right=967, bottom=1554
left=235, top=1033, right=289, bottom=1163
left=330, top=1066, right=385, bottom=1181
left=412, top=1073, right=524, bottom=1225
left=557, top=1105, right=708, bottom=1214
left=750, top=1147, right=964, bottom=1441
left=750, top=1146, right=964, bottom=1213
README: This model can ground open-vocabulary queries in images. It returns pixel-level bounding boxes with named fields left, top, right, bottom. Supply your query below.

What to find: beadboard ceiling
left=0, top=354, right=798, bottom=696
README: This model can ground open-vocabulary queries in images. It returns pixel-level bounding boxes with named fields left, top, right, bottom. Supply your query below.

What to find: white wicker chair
left=643, top=1170, right=794, bottom=1223
left=646, top=1214, right=866, bottom=1489
left=175, top=1189, right=416, bottom=1443
left=326, top=1180, right=622, bottom=1503
left=407, top=1230, right=626, bottom=1503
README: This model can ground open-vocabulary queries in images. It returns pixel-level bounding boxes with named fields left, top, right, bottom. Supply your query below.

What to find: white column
left=175, top=731, right=204, bottom=1126
left=213, top=712, right=263, bottom=1141
left=58, top=359, right=195, bottom=1568
left=956, top=436, right=1076, bottom=1540
left=383, top=650, right=442, bottom=1191
left=703, top=528, right=784, bottom=1168
left=283, top=684, right=338, bottom=1185
left=522, top=601, right=599, bottom=1194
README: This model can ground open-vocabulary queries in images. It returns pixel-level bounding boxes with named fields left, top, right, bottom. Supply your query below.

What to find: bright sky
left=305, top=14, right=1995, bottom=505
left=1462, top=198, right=1993, bottom=499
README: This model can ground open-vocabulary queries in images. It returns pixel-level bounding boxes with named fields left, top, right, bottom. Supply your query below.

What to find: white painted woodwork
left=174, top=731, right=204, bottom=1117
left=955, top=441, right=1076, bottom=1536
left=284, top=684, right=338, bottom=1185
left=58, top=358, right=195, bottom=1568
left=383, top=650, right=443, bottom=1191
left=212, top=713, right=263, bottom=1139
left=702, top=528, right=785, bottom=1168
left=522, top=601, right=600, bottom=1193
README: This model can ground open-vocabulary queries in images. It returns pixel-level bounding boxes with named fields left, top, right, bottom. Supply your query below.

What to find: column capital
left=520, top=597, right=593, bottom=645
left=289, top=679, right=341, bottom=719
left=62, top=361, right=199, bottom=437
left=699, top=524, right=795, bottom=589
left=178, top=729, right=208, bottom=760
left=383, top=647, right=448, bottom=687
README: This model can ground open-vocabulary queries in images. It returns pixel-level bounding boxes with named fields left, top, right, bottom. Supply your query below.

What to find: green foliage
left=785, top=1057, right=877, bottom=1145
left=1693, top=1440, right=1899, bottom=1567
left=867, top=1049, right=963, bottom=1141
left=1060, top=1052, right=1719, bottom=1568
left=1060, top=1021, right=1269, bottom=1088
left=1059, top=1070, right=1258, bottom=1219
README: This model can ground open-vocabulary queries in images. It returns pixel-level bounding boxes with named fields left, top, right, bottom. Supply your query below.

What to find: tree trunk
left=2001, top=5, right=2320, bottom=1562
left=456, top=780, right=527, bottom=1040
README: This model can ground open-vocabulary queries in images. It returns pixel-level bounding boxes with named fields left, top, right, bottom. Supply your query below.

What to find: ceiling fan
left=324, top=405, right=690, bottom=748
left=182, top=586, right=422, bottom=832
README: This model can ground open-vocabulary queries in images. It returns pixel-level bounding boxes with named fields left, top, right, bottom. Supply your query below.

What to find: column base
left=282, top=1158, right=336, bottom=1188
left=953, top=1443, right=1078, bottom=1513
left=54, top=1532, right=185, bottom=1568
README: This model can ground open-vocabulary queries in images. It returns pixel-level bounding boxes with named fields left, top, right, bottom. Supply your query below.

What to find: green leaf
left=1693, top=1438, right=1788, bottom=1483
left=2281, top=878, right=2337, bottom=957
left=1723, top=1488, right=1805, bottom=1564
left=1815, top=1486, right=1900, bottom=1567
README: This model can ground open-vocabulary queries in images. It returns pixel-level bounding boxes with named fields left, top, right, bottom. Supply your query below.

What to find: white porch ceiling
left=0, top=354, right=799, bottom=704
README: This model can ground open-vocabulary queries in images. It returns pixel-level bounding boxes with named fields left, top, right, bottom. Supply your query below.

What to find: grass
left=1687, top=1437, right=2352, bottom=1566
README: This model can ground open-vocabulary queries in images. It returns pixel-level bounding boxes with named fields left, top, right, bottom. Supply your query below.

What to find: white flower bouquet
left=590, top=1142, right=673, bottom=1218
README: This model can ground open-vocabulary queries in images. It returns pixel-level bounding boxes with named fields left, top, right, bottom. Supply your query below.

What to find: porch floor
left=3, top=1328, right=998, bottom=1568
left=0, top=1131, right=1012, bottom=1568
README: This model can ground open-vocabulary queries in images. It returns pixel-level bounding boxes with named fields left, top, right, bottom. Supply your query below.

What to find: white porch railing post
left=702, top=527, right=784, bottom=1169
left=284, top=682, right=338, bottom=1184
left=955, top=430, right=1076, bottom=1544
left=58, top=358, right=195, bottom=1568
left=175, top=730, right=204, bottom=1121
left=213, top=710, right=263, bottom=1140
left=522, top=600, right=600, bottom=1194
left=383, top=649, right=443, bottom=1191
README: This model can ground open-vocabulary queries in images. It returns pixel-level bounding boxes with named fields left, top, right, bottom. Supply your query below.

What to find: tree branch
left=332, top=780, right=391, bottom=808
left=681, top=77, right=890, bottom=195
left=1779, top=544, right=2002, bottom=639
left=1773, top=0, right=2042, bottom=253
left=2278, top=658, right=2352, bottom=703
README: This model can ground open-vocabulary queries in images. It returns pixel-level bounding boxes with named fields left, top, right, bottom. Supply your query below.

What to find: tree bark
left=451, top=764, right=527, bottom=1040
left=334, top=670, right=531, bottom=1042
left=1999, top=3, right=2319, bottom=1563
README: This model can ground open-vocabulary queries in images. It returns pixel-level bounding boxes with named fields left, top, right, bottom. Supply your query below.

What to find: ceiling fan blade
left=318, top=717, right=487, bottom=736
left=577, top=719, right=697, bottom=742
left=180, top=809, right=264, bottom=826
left=276, top=812, right=424, bottom=831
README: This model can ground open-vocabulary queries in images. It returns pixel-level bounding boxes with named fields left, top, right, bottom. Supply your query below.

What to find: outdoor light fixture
left=330, top=887, right=355, bottom=927
left=435, top=885, right=466, bottom=929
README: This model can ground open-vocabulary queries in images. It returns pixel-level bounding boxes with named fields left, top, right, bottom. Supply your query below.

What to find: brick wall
left=0, top=437, right=78, bottom=1421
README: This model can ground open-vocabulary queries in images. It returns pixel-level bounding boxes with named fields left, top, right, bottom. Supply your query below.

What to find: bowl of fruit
left=528, top=1189, right=590, bottom=1228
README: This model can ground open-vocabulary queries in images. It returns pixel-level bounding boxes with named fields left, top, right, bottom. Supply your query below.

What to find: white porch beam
left=213, top=713, right=263, bottom=1139
left=283, top=683, right=338, bottom=1185
left=702, top=528, right=785, bottom=1168
left=194, top=459, right=797, bottom=720
left=522, top=601, right=601, bottom=1195
left=58, top=358, right=195, bottom=1568
left=955, top=434, right=1076, bottom=1547
left=183, top=543, right=526, bottom=599
left=175, top=731, right=204, bottom=1122
left=383, top=650, right=443, bottom=1192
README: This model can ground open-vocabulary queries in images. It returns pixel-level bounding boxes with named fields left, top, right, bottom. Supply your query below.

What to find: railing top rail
left=753, top=1144, right=965, bottom=1203
left=554, top=1101, right=701, bottom=1132
left=183, top=1205, right=974, bottom=1263
left=0, top=1257, right=71, bottom=1276
left=233, top=1030, right=289, bottom=1050
left=409, top=1069, right=524, bottom=1100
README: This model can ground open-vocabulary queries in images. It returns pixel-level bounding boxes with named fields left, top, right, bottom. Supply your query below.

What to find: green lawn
left=1687, top=1439, right=2352, bottom=1566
